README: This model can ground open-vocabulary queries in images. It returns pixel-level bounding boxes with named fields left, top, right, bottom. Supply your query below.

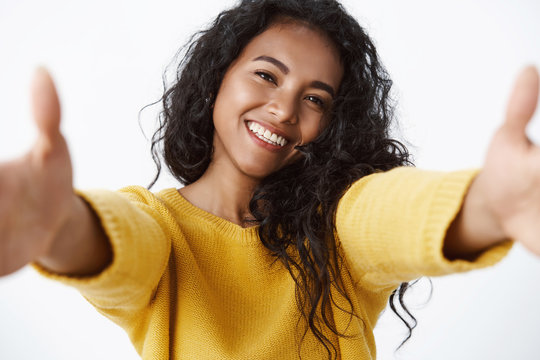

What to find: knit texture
left=34, top=167, right=512, bottom=359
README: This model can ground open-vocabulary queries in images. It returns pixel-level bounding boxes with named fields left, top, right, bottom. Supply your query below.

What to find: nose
left=266, top=90, right=298, bottom=124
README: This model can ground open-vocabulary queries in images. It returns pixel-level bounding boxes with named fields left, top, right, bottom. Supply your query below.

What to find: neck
left=179, top=157, right=260, bottom=227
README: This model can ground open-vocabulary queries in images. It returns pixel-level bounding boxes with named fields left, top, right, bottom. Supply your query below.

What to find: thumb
left=503, top=65, right=539, bottom=142
left=31, top=67, right=61, bottom=142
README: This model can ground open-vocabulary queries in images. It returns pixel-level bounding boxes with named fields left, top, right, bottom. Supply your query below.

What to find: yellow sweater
left=35, top=168, right=512, bottom=359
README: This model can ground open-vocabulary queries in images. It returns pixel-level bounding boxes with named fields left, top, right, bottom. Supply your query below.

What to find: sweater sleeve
left=32, top=186, right=171, bottom=312
left=335, top=167, right=513, bottom=288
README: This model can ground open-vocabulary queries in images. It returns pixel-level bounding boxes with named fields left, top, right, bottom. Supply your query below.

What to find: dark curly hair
left=150, top=0, right=415, bottom=358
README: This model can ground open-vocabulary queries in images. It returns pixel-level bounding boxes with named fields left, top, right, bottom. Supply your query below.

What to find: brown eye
left=305, top=95, right=325, bottom=108
left=255, top=71, right=276, bottom=84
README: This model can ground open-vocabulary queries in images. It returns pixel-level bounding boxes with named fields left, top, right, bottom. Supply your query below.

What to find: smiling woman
left=1, top=1, right=540, bottom=360
left=148, top=3, right=416, bottom=356
left=185, top=21, right=344, bottom=216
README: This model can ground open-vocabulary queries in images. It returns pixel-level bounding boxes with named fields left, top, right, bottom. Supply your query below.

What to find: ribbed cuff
left=336, top=167, right=513, bottom=287
left=33, top=188, right=170, bottom=308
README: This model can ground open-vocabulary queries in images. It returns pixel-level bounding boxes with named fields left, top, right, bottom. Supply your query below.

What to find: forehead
left=235, top=22, right=343, bottom=87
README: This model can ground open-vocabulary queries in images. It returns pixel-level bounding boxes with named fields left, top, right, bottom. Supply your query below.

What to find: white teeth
left=247, top=121, right=288, bottom=147
left=263, top=129, right=272, bottom=139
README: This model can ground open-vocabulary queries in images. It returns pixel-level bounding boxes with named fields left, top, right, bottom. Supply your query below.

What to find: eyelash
left=255, top=71, right=276, bottom=84
left=305, top=95, right=325, bottom=108
left=255, top=71, right=326, bottom=109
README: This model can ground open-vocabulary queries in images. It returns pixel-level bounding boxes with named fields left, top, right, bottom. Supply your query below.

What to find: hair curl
left=150, top=0, right=415, bottom=358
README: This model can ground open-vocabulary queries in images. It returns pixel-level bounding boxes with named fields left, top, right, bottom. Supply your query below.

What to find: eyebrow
left=310, top=80, right=335, bottom=98
left=253, top=55, right=290, bottom=74
left=253, top=55, right=336, bottom=98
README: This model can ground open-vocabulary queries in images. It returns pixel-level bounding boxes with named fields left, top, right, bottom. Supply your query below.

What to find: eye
left=255, top=71, right=276, bottom=85
left=305, top=95, right=325, bottom=108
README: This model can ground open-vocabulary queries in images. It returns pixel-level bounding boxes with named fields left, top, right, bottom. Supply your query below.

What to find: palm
left=476, top=66, right=540, bottom=254
left=0, top=69, right=73, bottom=275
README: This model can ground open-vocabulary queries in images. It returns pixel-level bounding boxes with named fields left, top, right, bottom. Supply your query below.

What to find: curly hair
left=150, top=0, right=415, bottom=358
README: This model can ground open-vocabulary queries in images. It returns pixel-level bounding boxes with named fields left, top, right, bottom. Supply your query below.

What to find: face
left=211, top=21, right=343, bottom=180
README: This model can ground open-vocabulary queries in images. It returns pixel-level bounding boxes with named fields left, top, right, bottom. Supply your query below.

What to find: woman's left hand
left=471, top=66, right=540, bottom=255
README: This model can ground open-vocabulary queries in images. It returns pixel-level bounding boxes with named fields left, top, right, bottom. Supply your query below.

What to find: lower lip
left=245, top=122, right=287, bottom=153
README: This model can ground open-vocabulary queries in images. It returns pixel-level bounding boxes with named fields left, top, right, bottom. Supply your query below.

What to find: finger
left=503, top=65, right=539, bottom=142
left=31, top=67, right=61, bottom=142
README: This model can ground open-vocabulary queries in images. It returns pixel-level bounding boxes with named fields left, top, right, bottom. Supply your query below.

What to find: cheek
left=214, top=76, right=263, bottom=115
left=299, top=114, right=326, bottom=144
left=213, top=81, right=248, bottom=134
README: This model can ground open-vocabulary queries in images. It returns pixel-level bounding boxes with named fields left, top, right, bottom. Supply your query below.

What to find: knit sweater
left=34, top=167, right=512, bottom=359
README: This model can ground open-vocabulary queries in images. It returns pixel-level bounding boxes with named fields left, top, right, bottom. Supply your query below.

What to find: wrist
left=36, top=194, right=81, bottom=268
left=36, top=194, right=111, bottom=276
left=444, top=172, right=507, bottom=260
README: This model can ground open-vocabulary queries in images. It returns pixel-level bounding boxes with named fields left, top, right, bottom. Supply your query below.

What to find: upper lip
left=245, top=119, right=293, bottom=143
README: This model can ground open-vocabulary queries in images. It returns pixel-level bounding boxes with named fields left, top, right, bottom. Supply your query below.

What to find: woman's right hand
left=0, top=68, right=75, bottom=276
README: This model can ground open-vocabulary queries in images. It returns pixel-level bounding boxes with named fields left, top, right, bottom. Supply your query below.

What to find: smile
left=247, top=121, right=288, bottom=147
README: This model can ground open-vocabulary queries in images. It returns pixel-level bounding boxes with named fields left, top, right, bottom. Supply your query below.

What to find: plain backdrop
left=1, top=1, right=539, bottom=359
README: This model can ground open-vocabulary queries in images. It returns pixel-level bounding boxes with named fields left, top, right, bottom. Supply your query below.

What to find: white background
left=0, top=0, right=539, bottom=359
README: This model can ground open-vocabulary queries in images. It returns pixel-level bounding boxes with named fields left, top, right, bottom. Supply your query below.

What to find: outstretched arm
left=0, top=68, right=111, bottom=276
left=444, top=66, right=540, bottom=259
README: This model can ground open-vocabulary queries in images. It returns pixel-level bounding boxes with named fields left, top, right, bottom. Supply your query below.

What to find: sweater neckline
left=158, top=188, right=261, bottom=240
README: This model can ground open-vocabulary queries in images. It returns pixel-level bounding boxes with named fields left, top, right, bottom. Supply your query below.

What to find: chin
left=241, top=166, right=277, bottom=180
left=236, top=160, right=282, bottom=180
